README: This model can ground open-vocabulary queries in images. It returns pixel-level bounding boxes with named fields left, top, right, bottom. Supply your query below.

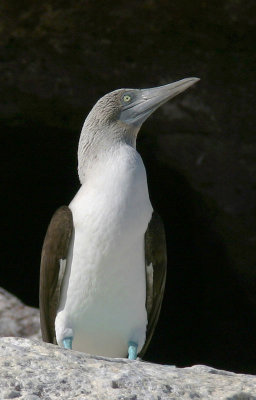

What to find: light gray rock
left=0, top=337, right=255, bottom=400
left=0, top=288, right=41, bottom=340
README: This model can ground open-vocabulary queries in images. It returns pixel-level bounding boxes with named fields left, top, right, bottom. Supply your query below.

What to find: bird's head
left=78, top=77, right=200, bottom=182
left=86, top=77, right=199, bottom=130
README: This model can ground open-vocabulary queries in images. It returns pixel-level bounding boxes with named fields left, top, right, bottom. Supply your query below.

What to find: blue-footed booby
left=40, top=77, right=200, bottom=359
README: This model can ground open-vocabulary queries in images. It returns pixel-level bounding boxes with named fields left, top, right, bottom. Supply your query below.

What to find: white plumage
left=55, top=144, right=153, bottom=357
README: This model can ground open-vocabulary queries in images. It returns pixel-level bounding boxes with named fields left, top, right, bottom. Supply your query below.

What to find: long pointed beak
left=120, top=77, right=200, bottom=126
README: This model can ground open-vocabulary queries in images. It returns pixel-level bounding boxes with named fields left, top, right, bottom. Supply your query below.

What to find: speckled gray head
left=85, top=77, right=199, bottom=127
left=78, top=77, right=200, bottom=182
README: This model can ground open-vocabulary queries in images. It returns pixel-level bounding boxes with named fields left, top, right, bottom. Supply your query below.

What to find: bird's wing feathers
left=39, top=206, right=73, bottom=344
left=139, top=211, right=167, bottom=357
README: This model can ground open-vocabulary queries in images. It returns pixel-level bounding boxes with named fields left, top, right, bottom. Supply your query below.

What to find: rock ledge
left=0, top=337, right=256, bottom=399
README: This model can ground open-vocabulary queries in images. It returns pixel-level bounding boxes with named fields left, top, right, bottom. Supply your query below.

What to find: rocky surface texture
left=0, top=288, right=41, bottom=340
left=0, top=337, right=255, bottom=400
left=1, top=1, right=256, bottom=372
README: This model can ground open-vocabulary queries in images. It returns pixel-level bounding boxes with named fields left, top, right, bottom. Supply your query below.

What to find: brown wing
left=139, top=211, right=167, bottom=358
left=39, top=206, right=73, bottom=344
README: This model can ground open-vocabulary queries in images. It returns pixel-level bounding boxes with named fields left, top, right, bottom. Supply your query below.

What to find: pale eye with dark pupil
left=123, top=95, right=131, bottom=102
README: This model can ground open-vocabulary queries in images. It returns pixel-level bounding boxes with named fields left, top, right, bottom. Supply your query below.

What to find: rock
left=0, top=288, right=41, bottom=340
left=0, top=337, right=255, bottom=400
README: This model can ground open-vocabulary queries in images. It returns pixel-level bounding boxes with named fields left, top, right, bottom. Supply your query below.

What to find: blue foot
left=128, top=341, right=138, bottom=360
left=62, top=336, right=73, bottom=350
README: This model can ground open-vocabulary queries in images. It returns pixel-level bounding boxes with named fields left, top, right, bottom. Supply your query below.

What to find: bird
left=39, top=77, right=200, bottom=360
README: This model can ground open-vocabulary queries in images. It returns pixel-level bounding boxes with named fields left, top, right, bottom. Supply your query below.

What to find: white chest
left=55, top=146, right=153, bottom=357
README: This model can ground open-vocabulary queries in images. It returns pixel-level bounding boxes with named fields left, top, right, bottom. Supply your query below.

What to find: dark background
left=1, top=1, right=256, bottom=374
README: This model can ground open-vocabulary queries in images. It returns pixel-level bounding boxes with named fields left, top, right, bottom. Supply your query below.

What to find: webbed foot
left=62, top=336, right=73, bottom=350
left=128, top=341, right=138, bottom=360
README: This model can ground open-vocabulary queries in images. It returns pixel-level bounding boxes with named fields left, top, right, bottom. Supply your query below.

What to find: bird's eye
left=123, top=94, right=131, bottom=103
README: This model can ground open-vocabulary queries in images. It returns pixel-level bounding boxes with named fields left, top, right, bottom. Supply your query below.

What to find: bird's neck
left=77, top=123, right=139, bottom=184
left=78, top=142, right=142, bottom=188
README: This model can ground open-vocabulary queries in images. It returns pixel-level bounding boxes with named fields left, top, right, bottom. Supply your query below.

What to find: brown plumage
left=39, top=206, right=73, bottom=344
